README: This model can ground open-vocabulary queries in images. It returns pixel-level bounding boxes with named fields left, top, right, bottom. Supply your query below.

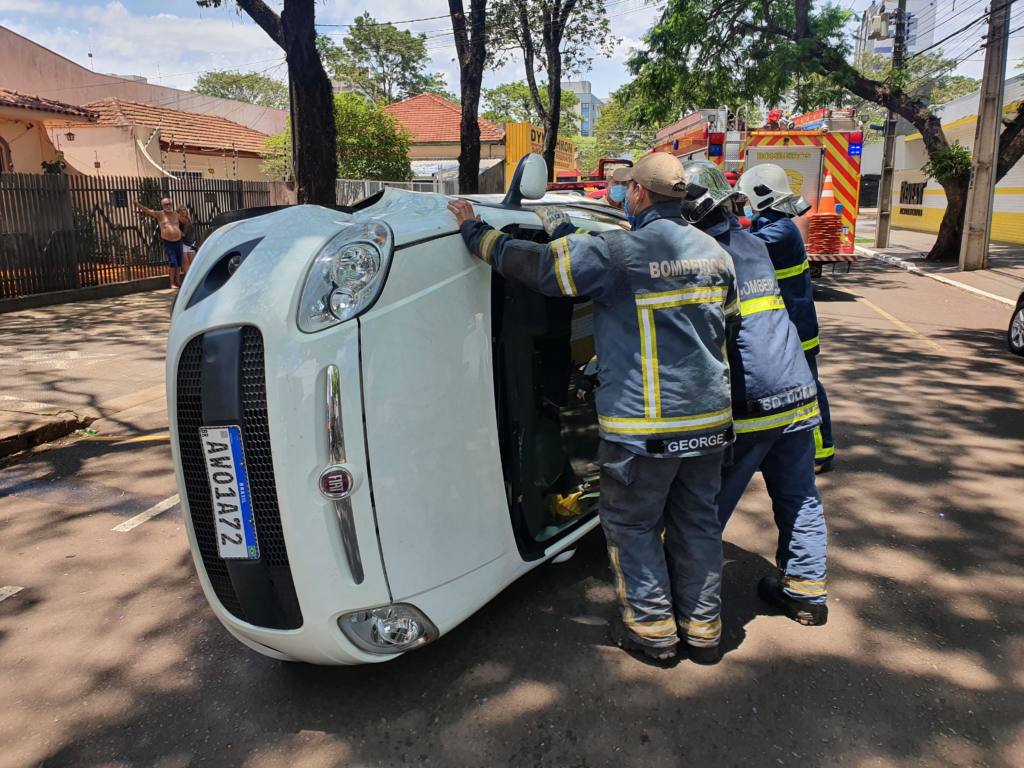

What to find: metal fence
left=1, top=172, right=462, bottom=300
left=0, top=173, right=271, bottom=299
left=335, top=177, right=458, bottom=206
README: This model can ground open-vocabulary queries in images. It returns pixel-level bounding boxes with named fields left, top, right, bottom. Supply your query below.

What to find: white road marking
left=112, top=494, right=180, bottom=532
left=0, top=586, right=24, bottom=603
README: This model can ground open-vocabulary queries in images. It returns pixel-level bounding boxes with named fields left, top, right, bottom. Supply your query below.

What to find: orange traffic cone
left=818, top=173, right=837, bottom=215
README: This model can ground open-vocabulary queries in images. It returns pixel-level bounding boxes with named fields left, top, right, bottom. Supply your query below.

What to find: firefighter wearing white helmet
left=683, top=159, right=829, bottom=626
left=737, top=163, right=835, bottom=473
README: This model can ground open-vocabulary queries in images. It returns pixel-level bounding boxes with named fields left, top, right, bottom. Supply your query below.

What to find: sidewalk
left=0, top=290, right=173, bottom=457
left=855, top=215, right=1024, bottom=305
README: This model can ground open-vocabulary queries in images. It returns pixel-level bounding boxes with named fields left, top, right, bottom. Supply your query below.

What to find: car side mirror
left=502, top=153, right=548, bottom=208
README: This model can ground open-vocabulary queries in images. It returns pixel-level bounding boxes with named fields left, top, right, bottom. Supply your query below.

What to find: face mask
left=743, top=205, right=754, bottom=219
left=623, top=191, right=637, bottom=227
left=608, top=184, right=626, bottom=203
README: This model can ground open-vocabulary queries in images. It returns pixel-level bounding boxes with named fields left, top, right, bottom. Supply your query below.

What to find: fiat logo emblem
left=319, top=465, right=354, bottom=499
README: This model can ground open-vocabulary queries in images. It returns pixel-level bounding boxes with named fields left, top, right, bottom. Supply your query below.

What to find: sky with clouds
left=0, top=0, right=1021, bottom=104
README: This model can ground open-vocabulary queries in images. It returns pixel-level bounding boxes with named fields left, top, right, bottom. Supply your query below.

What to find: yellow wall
left=503, top=122, right=577, bottom=189
left=892, top=111, right=1024, bottom=245
left=0, top=117, right=59, bottom=173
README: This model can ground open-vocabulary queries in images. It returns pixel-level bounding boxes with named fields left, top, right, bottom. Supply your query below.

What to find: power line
left=908, top=0, right=1017, bottom=59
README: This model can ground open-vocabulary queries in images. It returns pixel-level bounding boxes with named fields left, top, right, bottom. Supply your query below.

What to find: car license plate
left=199, top=425, right=260, bottom=560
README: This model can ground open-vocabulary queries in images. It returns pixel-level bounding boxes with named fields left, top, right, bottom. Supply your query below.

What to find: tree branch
left=997, top=101, right=1024, bottom=182
left=236, top=0, right=284, bottom=48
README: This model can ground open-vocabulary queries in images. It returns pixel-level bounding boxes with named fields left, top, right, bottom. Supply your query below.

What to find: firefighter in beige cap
left=448, top=152, right=739, bottom=664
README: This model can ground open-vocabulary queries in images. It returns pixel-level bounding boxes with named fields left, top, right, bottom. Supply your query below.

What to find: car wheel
left=1009, top=300, right=1024, bottom=357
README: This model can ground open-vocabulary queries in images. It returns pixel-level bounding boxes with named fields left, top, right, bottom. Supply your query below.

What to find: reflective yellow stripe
left=624, top=616, right=678, bottom=640
left=813, top=426, right=835, bottom=459
left=636, top=285, right=728, bottom=310
left=734, top=403, right=820, bottom=434
left=599, top=407, right=733, bottom=435
left=775, top=259, right=810, bottom=280
left=608, top=545, right=634, bottom=624
left=783, top=575, right=827, bottom=596
left=479, top=229, right=501, bottom=264
left=637, top=307, right=660, bottom=418
left=724, top=298, right=740, bottom=317
left=680, top=617, right=721, bottom=635
left=801, top=336, right=820, bottom=352
left=552, top=237, right=577, bottom=296
left=739, top=295, right=787, bottom=317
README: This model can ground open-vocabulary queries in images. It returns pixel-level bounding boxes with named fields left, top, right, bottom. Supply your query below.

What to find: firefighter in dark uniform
left=448, top=153, right=739, bottom=664
left=683, top=160, right=829, bottom=625
left=738, top=164, right=836, bottom=473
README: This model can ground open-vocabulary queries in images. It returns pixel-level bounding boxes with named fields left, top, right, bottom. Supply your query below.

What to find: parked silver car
left=1009, top=289, right=1024, bottom=357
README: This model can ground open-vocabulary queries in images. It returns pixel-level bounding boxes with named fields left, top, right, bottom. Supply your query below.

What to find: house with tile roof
left=42, top=98, right=274, bottom=180
left=0, top=88, right=96, bottom=173
left=383, top=93, right=506, bottom=181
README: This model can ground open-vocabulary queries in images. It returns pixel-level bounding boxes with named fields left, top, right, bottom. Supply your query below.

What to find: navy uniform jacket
left=701, top=210, right=820, bottom=440
left=750, top=209, right=820, bottom=355
left=458, top=201, right=740, bottom=457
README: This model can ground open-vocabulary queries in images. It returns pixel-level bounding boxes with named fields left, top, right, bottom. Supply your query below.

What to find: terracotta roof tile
left=82, top=98, right=270, bottom=155
left=0, top=88, right=96, bottom=120
left=384, top=93, right=503, bottom=143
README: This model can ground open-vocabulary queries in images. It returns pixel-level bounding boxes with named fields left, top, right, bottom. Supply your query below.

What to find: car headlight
left=338, top=604, right=438, bottom=654
left=298, top=222, right=394, bottom=332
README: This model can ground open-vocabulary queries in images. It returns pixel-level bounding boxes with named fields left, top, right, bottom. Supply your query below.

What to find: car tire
left=1009, top=299, right=1024, bottom=357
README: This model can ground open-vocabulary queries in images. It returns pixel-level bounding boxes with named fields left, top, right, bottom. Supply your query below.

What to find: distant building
left=44, top=98, right=273, bottom=180
left=561, top=81, right=605, bottom=137
left=383, top=92, right=505, bottom=178
left=0, top=88, right=96, bottom=173
left=854, top=1, right=938, bottom=60
left=0, top=25, right=286, bottom=135
left=889, top=74, right=1024, bottom=244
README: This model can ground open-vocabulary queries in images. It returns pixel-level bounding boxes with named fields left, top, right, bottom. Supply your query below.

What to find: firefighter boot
left=608, top=615, right=678, bottom=663
left=758, top=576, right=829, bottom=626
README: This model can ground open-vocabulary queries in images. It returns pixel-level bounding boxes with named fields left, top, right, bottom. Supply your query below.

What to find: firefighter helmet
left=737, top=163, right=812, bottom=217
left=679, top=160, right=737, bottom=223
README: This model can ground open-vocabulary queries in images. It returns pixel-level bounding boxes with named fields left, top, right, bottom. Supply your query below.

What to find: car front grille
left=175, top=326, right=302, bottom=630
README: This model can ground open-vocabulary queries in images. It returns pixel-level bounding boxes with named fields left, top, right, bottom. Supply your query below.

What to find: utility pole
left=875, top=0, right=908, bottom=249
left=959, top=0, right=1014, bottom=271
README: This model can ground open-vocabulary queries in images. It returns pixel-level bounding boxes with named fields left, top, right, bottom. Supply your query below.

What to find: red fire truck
left=744, top=108, right=865, bottom=264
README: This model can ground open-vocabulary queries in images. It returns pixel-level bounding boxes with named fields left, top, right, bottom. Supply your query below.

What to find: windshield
left=524, top=203, right=629, bottom=229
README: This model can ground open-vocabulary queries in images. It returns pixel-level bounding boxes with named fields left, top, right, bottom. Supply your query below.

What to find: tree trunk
left=450, top=0, right=487, bottom=194
left=542, top=79, right=560, bottom=182
left=926, top=178, right=968, bottom=261
left=281, top=0, right=336, bottom=205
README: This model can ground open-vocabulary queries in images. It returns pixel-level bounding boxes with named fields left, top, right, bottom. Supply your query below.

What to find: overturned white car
left=167, top=156, right=628, bottom=664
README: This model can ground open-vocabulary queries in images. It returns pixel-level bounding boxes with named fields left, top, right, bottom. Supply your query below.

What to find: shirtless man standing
left=135, top=197, right=183, bottom=289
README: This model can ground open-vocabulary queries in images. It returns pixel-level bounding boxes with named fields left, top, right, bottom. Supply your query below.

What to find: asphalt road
left=2, top=261, right=1022, bottom=768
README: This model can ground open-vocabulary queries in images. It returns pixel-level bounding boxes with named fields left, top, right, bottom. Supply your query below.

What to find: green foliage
left=486, top=0, right=617, bottom=77
left=625, top=0, right=852, bottom=124
left=481, top=82, right=579, bottom=130
left=576, top=91, right=657, bottom=171
left=922, top=141, right=972, bottom=185
left=193, top=70, right=289, bottom=109
left=319, top=14, right=450, bottom=103
left=817, top=52, right=979, bottom=143
left=262, top=93, right=412, bottom=181
left=138, top=177, right=163, bottom=209
left=40, top=156, right=66, bottom=174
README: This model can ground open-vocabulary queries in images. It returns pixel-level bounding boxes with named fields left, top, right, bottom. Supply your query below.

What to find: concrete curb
left=856, top=246, right=1017, bottom=307
left=0, top=384, right=166, bottom=459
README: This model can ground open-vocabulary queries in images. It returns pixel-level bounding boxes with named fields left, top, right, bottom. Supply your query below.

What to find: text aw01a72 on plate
left=199, top=425, right=260, bottom=559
